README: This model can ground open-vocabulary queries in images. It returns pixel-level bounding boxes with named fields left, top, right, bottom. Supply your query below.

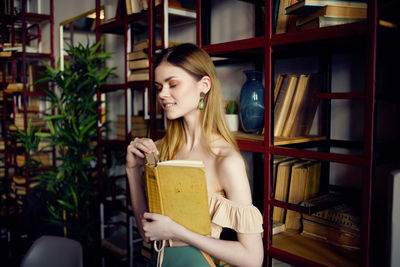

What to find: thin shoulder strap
left=200, top=250, right=216, bottom=267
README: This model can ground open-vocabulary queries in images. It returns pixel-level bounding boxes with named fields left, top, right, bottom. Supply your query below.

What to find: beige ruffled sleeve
left=209, top=193, right=263, bottom=236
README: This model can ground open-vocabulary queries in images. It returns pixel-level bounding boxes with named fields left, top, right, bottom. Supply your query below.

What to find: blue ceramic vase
left=239, top=70, right=265, bottom=133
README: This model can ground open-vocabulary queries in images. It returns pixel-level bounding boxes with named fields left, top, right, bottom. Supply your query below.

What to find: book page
left=158, top=160, right=204, bottom=168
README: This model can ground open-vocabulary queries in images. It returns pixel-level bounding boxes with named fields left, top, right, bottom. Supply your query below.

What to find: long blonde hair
left=155, top=43, right=238, bottom=161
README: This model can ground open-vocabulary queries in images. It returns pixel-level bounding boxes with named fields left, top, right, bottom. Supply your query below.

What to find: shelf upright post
left=361, top=1, right=378, bottom=266
left=264, top=0, right=273, bottom=265
left=148, top=0, right=155, bottom=138
left=20, top=0, right=30, bottom=195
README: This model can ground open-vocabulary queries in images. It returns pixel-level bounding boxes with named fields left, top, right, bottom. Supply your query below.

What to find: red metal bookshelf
left=92, top=0, right=379, bottom=266
left=196, top=0, right=377, bottom=266
left=0, top=0, right=55, bottom=235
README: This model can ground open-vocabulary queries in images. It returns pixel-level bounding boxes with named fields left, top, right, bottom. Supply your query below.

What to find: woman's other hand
left=126, top=137, right=159, bottom=169
left=141, top=212, right=182, bottom=241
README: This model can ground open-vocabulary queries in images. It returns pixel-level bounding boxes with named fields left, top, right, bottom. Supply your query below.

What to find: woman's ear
left=198, top=76, right=211, bottom=94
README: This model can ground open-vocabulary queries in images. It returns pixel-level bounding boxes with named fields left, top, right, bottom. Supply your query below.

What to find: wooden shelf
left=274, top=135, right=326, bottom=146
left=271, top=230, right=359, bottom=267
left=271, top=21, right=368, bottom=47
left=202, top=37, right=265, bottom=58
left=233, top=132, right=326, bottom=145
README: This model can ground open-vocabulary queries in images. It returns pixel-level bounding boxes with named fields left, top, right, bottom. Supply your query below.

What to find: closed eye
left=169, top=80, right=178, bottom=88
left=155, top=84, right=162, bottom=92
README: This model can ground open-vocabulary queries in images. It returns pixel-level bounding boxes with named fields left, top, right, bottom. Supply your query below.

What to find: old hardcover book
left=145, top=156, right=211, bottom=235
left=274, top=74, right=299, bottom=137
left=272, top=221, right=286, bottom=235
left=281, top=74, right=309, bottom=137
left=288, top=73, right=321, bottom=137
left=276, top=0, right=292, bottom=34
left=272, top=158, right=301, bottom=223
left=303, top=161, right=321, bottom=200
left=285, top=0, right=367, bottom=15
left=129, top=59, right=149, bottom=70
left=298, top=16, right=364, bottom=30
left=285, top=160, right=311, bottom=230
left=301, top=217, right=360, bottom=249
left=128, top=69, right=149, bottom=81
left=296, top=5, right=367, bottom=26
left=128, top=49, right=149, bottom=60
left=274, top=74, right=286, bottom=105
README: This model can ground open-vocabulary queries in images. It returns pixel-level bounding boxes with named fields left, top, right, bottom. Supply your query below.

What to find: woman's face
left=155, top=62, right=203, bottom=120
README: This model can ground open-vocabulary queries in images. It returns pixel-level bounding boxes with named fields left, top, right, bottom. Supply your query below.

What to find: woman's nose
left=158, top=86, right=169, bottom=98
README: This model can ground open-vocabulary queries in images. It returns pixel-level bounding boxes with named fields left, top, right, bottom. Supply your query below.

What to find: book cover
left=129, top=59, right=149, bottom=70
left=274, top=74, right=286, bottom=105
left=298, top=16, right=365, bottom=30
left=272, top=158, right=301, bottom=223
left=288, top=73, right=321, bottom=137
left=272, top=221, right=286, bottom=235
left=303, top=161, right=321, bottom=200
left=145, top=158, right=211, bottom=235
left=274, top=74, right=299, bottom=137
left=276, top=0, right=292, bottom=34
left=285, top=160, right=311, bottom=230
left=128, top=69, right=149, bottom=81
left=128, top=49, right=149, bottom=60
left=281, top=74, right=309, bottom=137
left=285, top=0, right=367, bottom=15
left=297, top=5, right=367, bottom=26
left=301, top=218, right=360, bottom=249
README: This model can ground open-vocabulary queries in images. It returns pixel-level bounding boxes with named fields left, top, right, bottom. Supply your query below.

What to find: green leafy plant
left=226, top=100, right=238, bottom=114
left=14, top=120, right=50, bottom=168
left=17, top=38, right=115, bottom=253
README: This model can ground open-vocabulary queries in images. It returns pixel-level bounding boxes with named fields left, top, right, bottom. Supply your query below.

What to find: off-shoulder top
left=208, top=192, right=264, bottom=238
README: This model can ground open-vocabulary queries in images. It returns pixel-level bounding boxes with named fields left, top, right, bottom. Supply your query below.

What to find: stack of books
left=300, top=194, right=360, bottom=250
left=285, top=0, right=368, bottom=30
left=0, top=51, right=12, bottom=57
left=5, top=83, right=24, bottom=93
left=272, top=156, right=322, bottom=231
left=128, top=39, right=181, bottom=82
left=10, top=112, right=46, bottom=131
left=274, top=73, right=322, bottom=138
left=125, top=0, right=149, bottom=15
left=128, top=40, right=151, bottom=82
left=10, top=176, right=39, bottom=201
left=16, top=153, right=51, bottom=168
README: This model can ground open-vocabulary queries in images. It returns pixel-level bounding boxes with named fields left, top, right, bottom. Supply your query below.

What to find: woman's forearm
left=126, top=166, right=148, bottom=239
left=174, top=223, right=263, bottom=267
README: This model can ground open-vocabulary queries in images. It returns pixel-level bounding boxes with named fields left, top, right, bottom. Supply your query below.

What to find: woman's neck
left=182, top=112, right=204, bottom=152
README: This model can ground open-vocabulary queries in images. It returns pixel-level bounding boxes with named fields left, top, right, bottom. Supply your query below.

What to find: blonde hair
left=155, top=43, right=238, bottom=161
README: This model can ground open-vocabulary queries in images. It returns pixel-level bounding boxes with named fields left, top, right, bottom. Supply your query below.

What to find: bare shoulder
left=210, top=135, right=242, bottom=165
left=211, top=136, right=252, bottom=205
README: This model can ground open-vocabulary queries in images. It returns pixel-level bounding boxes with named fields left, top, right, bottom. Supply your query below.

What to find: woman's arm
left=126, top=138, right=159, bottom=242
left=142, top=151, right=264, bottom=267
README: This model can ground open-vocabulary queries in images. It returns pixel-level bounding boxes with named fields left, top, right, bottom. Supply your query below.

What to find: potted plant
left=17, top=38, right=115, bottom=263
left=225, top=100, right=239, bottom=132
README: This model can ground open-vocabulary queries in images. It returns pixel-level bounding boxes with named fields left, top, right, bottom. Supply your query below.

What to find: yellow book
left=129, top=59, right=149, bottom=70
left=145, top=155, right=211, bottom=235
left=285, top=160, right=311, bottom=230
left=281, top=74, right=309, bottom=137
left=274, top=74, right=298, bottom=137
left=272, top=158, right=301, bottom=223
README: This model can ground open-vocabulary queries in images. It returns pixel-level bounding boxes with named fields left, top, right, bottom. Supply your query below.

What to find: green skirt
left=147, top=246, right=213, bottom=267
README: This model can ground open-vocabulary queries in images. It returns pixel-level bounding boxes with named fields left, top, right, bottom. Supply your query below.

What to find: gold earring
left=198, top=92, right=205, bottom=110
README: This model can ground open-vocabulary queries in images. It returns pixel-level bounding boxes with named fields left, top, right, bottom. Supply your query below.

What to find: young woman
left=126, top=43, right=263, bottom=267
